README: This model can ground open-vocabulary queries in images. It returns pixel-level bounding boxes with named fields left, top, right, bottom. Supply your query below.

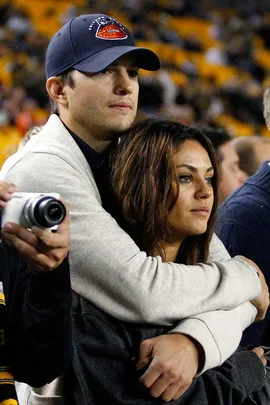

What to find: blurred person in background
left=216, top=86, right=270, bottom=347
left=202, top=126, right=247, bottom=203
left=231, top=135, right=270, bottom=177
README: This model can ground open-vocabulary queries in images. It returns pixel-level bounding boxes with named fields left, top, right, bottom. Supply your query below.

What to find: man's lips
left=109, top=102, right=132, bottom=110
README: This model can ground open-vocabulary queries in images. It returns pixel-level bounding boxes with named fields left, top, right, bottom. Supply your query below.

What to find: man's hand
left=1, top=201, right=70, bottom=272
left=136, top=334, right=202, bottom=402
left=240, top=256, right=270, bottom=321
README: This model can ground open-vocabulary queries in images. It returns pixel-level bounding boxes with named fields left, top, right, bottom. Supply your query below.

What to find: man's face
left=219, top=142, right=247, bottom=202
left=60, top=55, right=139, bottom=146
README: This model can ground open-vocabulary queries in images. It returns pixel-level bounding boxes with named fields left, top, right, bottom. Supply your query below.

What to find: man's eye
left=99, top=68, right=110, bottom=74
left=178, top=174, right=192, bottom=183
left=129, top=69, right=139, bottom=78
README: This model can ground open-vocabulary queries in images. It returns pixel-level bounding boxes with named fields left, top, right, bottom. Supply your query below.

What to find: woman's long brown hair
left=110, top=118, right=220, bottom=265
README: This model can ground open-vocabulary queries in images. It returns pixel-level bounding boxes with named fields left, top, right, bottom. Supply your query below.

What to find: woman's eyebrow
left=176, top=164, right=214, bottom=173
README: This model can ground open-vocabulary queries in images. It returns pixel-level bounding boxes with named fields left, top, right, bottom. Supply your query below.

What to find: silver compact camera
left=1, top=192, right=66, bottom=229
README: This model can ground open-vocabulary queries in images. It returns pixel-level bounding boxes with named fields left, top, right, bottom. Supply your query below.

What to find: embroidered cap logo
left=89, top=16, right=128, bottom=40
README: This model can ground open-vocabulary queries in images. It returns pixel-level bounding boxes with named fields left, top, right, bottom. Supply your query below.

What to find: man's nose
left=114, top=71, right=133, bottom=95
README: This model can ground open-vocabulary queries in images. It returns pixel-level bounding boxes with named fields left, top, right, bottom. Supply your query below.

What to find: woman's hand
left=252, top=347, right=267, bottom=367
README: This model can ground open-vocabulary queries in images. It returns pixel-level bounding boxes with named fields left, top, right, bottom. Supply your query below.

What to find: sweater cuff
left=169, top=318, right=221, bottom=375
left=26, top=256, right=71, bottom=309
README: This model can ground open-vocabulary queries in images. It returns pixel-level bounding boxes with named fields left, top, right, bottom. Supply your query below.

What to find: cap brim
left=73, top=46, right=160, bottom=73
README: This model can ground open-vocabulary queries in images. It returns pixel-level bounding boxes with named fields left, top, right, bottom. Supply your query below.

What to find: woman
left=66, top=118, right=269, bottom=405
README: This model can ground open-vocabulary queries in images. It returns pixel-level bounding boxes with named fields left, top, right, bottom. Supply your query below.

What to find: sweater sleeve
left=170, top=301, right=257, bottom=373
left=1, top=152, right=260, bottom=324
left=0, top=148, right=261, bottom=374
left=168, top=234, right=257, bottom=372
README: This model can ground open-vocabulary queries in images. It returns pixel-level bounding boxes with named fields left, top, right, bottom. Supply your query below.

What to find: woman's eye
left=205, top=177, right=214, bottom=184
left=178, top=174, right=192, bottom=183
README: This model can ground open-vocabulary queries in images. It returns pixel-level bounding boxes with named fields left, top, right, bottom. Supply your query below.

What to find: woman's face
left=167, top=140, right=214, bottom=242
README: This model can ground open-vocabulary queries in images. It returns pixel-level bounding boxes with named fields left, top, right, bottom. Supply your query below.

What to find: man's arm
left=70, top=302, right=268, bottom=405
left=0, top=151, right=263, bottom=374
left=134, top=235, right=262, bottom=395
left=136, top=336, right=268, bottom=403
left=1, top=199, right=72, bottom=386
left=1, top=153, right=261, bottom=322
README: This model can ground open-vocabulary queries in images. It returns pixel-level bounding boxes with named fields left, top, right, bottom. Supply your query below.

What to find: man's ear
left=46, top=77, right=68, bottom=107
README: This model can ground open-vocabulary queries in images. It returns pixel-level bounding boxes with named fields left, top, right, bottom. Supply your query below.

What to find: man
left=231, top=135, right=270, bottom=177
left=0, top=181, right=71, bottom=402
left=0, top=14, right=268, bottom=403
left=202, top=127, right=247, bottom=203
left=216, top=87, right=270, bottom=347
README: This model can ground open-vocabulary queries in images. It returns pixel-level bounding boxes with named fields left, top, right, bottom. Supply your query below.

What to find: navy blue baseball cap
left=46, top=14, right=160, bottom=78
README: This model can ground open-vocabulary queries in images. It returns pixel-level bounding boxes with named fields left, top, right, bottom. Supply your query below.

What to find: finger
left=31, top=222, right=68, bottom=248
left=259, top=355, right=267, bottom=367
left=31, top=226, right=55, bottom=246
left=253, top=347, right=265, bottom=357
left=2, top=224, right=40, bottom=249
left=0, top=183, right=18, bottom=207
left=148, top=374, right=177, bottom=399
left=136, top=357, right=151, bottom=371
left=172, top=384, right=191, bottom=400
left=25, top=253, right=57, bottom=272
left=0, top=181, right=18, bottom=193
left=1, top=232, right=56, bottom=271
left=252, top=347, right=267, bottom=366
left=138, top=339, right=153, bottom=362
left=139, top=360, right=162, bottom=388
left=2, top=226, right=67, bottom=267
left=161, top=382, right=183, bottom=402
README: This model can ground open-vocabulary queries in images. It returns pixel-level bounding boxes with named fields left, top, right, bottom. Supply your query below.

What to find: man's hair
left=199, top=126, right=232, bottom=162
left=111, top=118, right=220, bottom=265
left=264, top=87, right=270, bottom=130
left=231, top=136, right=270, bottom=176
left=49, top=69, right=75, bottom=114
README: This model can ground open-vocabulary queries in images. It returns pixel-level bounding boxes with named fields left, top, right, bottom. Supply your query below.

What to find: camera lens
left=32, top=197, right=66, bottom=228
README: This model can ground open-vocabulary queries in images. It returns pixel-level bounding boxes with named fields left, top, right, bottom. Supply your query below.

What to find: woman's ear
left=46, top=77, right=68, bottom=107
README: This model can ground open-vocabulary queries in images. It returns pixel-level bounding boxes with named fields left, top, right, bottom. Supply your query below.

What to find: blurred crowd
left=0, top=0, right=270, bottom=165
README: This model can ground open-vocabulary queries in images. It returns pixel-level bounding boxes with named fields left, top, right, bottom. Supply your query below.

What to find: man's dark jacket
left=216, top=161, right=270, bottom=347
